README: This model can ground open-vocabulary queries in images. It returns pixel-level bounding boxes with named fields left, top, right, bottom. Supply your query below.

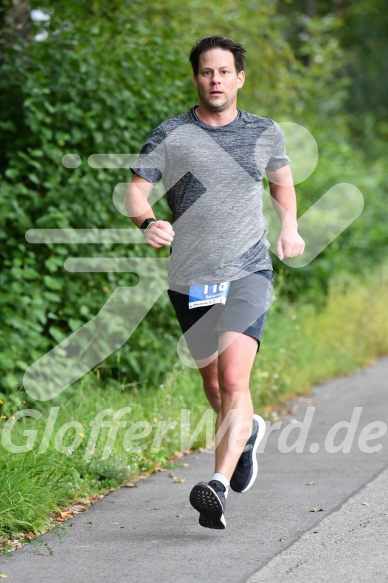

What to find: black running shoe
left=189, top=480, right=226, bottom=529
left=230, top=414, right=266, bottom=493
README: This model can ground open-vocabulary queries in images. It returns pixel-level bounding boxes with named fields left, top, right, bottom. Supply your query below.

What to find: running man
left=126, top=35, right=305, bottom=529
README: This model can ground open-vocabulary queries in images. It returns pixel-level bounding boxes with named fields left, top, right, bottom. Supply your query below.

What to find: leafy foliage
left=0, top=1, right=188, bottom=393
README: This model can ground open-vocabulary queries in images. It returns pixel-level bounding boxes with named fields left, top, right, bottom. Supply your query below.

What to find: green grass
left=1, top=265, right=388, bottom=548
left=252, top=265, right=388, bottom=410
left=0, top=366, right=209, bottom=548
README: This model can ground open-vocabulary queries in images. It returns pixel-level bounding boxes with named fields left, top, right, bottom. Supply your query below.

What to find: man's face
left=194, top=48, right=245, bottom=113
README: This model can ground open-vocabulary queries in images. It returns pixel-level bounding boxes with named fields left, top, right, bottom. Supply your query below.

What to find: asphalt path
left=1, top=358, right=388, bottom=583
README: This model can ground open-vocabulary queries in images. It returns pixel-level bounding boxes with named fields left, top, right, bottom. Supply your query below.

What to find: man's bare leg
left=190, top=333, right=258, bottom=528
left=214, top=332, right=257, bottom=480
left=196, top=333, right=257, bottom=478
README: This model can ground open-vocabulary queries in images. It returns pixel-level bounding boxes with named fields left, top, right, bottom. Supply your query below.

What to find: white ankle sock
left=211, top=472, right=230, bottom=497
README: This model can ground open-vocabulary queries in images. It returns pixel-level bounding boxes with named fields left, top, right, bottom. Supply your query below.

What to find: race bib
left=188, top=281, right=231, bottom=309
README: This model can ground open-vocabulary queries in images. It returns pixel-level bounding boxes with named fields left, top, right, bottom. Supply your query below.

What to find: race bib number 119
left=188, top=281, right=231, bottom=309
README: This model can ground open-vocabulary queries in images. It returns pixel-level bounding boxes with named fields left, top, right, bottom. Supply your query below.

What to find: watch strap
left=140, top=218, right=156, bottom=232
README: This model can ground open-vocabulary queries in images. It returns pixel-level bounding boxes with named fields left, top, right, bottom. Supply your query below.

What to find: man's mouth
left=210, top=91, right=223, bottom=95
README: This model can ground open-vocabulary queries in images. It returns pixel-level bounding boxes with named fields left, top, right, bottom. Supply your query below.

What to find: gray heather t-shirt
left=130, top=107, right=290, bottom=286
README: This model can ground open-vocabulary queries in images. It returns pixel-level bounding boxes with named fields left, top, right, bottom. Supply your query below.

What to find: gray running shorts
left=167, top=270, right=274, bottom=360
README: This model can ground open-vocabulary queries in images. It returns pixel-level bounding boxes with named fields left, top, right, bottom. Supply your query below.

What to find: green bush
left=0, top=3, right=190, bottom=394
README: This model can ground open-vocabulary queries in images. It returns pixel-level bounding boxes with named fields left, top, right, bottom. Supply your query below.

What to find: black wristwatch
left=139, top=218, right=156, bottom=233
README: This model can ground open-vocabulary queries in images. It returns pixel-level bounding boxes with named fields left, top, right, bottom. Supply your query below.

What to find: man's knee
left=218, top=370, right=248, bottom=396
left=203, top=380, right=220, bottom=397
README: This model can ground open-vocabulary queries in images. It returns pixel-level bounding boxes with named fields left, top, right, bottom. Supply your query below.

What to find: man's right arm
left=125, top=173, right=174, bottom=249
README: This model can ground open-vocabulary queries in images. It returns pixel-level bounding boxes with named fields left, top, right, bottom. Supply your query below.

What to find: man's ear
left=193, top=74, right=198, bottom=88
left=237, top=70, right=245, bottom=90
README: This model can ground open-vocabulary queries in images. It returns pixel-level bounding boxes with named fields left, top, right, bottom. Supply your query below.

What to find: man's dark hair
left=189, top=36, right=246, bottom=76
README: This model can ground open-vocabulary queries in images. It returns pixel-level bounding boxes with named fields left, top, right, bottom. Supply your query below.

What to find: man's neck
left=194, top=105, right=239, bottom=127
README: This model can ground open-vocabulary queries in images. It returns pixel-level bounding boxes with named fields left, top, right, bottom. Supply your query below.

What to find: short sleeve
left=265, top=121, right=290, bottom=172
left=130, top=123, right=167, bottom=185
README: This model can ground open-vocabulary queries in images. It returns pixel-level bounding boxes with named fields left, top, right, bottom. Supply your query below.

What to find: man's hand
left=145, top=220, right=175, bottom=248
left=276, top=226, right=305, bottom=260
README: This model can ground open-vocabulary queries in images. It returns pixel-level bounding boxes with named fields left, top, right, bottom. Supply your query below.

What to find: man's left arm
left=266, top=165, right=305, bottom=261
